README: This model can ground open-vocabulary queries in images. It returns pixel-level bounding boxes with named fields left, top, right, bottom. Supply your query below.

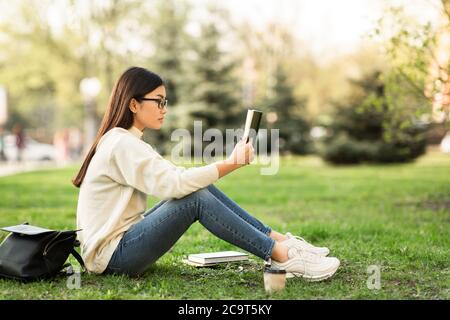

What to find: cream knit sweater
left=76, top=126, right=219, bottom=273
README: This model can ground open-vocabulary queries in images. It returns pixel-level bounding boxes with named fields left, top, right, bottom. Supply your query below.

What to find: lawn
left=0, top=152, right=449, bottom=299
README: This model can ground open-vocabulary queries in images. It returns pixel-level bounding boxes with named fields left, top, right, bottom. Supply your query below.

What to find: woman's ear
left=129, top=98, right=139, bottom=114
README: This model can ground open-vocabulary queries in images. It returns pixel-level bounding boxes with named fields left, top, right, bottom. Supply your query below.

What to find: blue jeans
left=104, top=184, right=275, bottom=276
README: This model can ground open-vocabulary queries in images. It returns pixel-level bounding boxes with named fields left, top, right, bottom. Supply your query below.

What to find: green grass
left=0, top=152, right=449, bottom=299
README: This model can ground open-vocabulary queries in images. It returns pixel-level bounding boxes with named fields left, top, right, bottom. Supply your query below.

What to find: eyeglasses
left=137, top=97, right=168, bottom=110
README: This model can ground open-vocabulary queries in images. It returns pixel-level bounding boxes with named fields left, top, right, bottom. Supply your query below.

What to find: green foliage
left=149, top=0, right=191, bottom=106
left=264, top=65, right=311, bottom=154
left=186, top=8, right=241, bottom=131
left=372, top=3, right=450, bottom=124
left=322, top=71, right=428, bottom=164
left=0, top=0, right=159, bottom=134
left=322, top=134, right=376, bottom=164
left=141, top=0, right=192, bottom=154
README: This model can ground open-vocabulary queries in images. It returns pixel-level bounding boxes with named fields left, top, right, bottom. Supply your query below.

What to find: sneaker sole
left=286, top=260, right=340, bottom=282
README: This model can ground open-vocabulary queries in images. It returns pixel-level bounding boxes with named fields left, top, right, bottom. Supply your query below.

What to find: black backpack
left=0, top=223, right=85, bottom=281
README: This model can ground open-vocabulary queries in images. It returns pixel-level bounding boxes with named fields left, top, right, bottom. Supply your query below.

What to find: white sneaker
left=283, top=232, right=330, bottom=257
left=272, top=247, right=340, bottom=281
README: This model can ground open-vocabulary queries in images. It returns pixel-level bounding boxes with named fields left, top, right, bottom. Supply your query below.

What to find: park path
left=0, top=161, right=61, bottom=177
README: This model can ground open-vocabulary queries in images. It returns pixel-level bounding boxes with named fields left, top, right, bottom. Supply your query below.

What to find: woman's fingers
left=247, top=138, right=254, bottom=163
left=228, top=137, right=255, bottom=166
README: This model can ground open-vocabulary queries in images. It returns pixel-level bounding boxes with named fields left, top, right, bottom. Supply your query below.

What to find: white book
left=187, top=251, right=249, bottom=264
left=181, top=259, right=220, bottom=267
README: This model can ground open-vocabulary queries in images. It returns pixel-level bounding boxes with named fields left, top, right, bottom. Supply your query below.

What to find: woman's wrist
left=215, top=158, right=244, bottom=178
left=222, top=157, right=233, bottom=166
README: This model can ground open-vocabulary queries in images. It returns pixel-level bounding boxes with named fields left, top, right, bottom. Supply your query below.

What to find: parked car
left=3, top=134, right=56, bottom=161
left=441, top=132, right=450, bottom=154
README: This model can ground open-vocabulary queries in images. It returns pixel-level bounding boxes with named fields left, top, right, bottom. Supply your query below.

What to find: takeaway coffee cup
left=263, top=266, right=286, bottom=294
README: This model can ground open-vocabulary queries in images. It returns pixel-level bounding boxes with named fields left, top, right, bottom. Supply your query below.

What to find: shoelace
left=286, top=233, right=314, bottom=248
left=289, top=247, right=323, bottom=263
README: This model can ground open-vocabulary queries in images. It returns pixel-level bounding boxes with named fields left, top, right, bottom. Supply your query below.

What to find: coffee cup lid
left=264, top=266, right=286, bottom=274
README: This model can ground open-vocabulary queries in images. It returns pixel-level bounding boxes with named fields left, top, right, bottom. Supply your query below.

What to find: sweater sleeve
left=109, top=135, right=219, bottom=200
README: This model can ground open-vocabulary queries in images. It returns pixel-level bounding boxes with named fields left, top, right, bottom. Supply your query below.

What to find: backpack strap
left=70, top=248, right=86, bottom=272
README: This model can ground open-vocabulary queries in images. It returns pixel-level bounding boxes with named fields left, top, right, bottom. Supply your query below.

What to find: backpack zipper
left=42, top=232, right=64, bottom=256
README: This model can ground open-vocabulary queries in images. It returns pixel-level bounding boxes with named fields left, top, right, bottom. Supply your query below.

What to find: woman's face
left=130, top=85, right=167, bottom=130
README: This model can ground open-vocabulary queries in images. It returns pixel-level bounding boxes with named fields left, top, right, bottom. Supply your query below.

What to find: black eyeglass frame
left=136, top=97, right=168, bottom=110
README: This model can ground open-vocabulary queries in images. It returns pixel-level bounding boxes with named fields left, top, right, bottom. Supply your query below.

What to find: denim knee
left=178, top=187, right=210, bottom=202
left=167, top=188, right=211, bottom=221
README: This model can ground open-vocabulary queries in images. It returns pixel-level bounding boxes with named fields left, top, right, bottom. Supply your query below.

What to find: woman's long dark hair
left=72, top=67, right=164, bottom=187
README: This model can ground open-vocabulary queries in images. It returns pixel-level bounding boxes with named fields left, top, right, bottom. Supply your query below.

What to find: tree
left=148, top=0, right=191, bottom=106
left=0, top=0, right=152, bottom=139
left=321, top=71, right=428, bottom=164
left=141, top=0, right=192, bottom=154
left=265, top=64, right=311, bottom=154
left=235, top=21, right=298, bottom=112
left=373, top=1, right=450, bottom=127
left=186, top=6, right=241, bottom=131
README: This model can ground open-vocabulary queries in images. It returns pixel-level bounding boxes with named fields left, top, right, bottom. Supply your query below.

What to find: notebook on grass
left=184, top=251, right=249, bottom=266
